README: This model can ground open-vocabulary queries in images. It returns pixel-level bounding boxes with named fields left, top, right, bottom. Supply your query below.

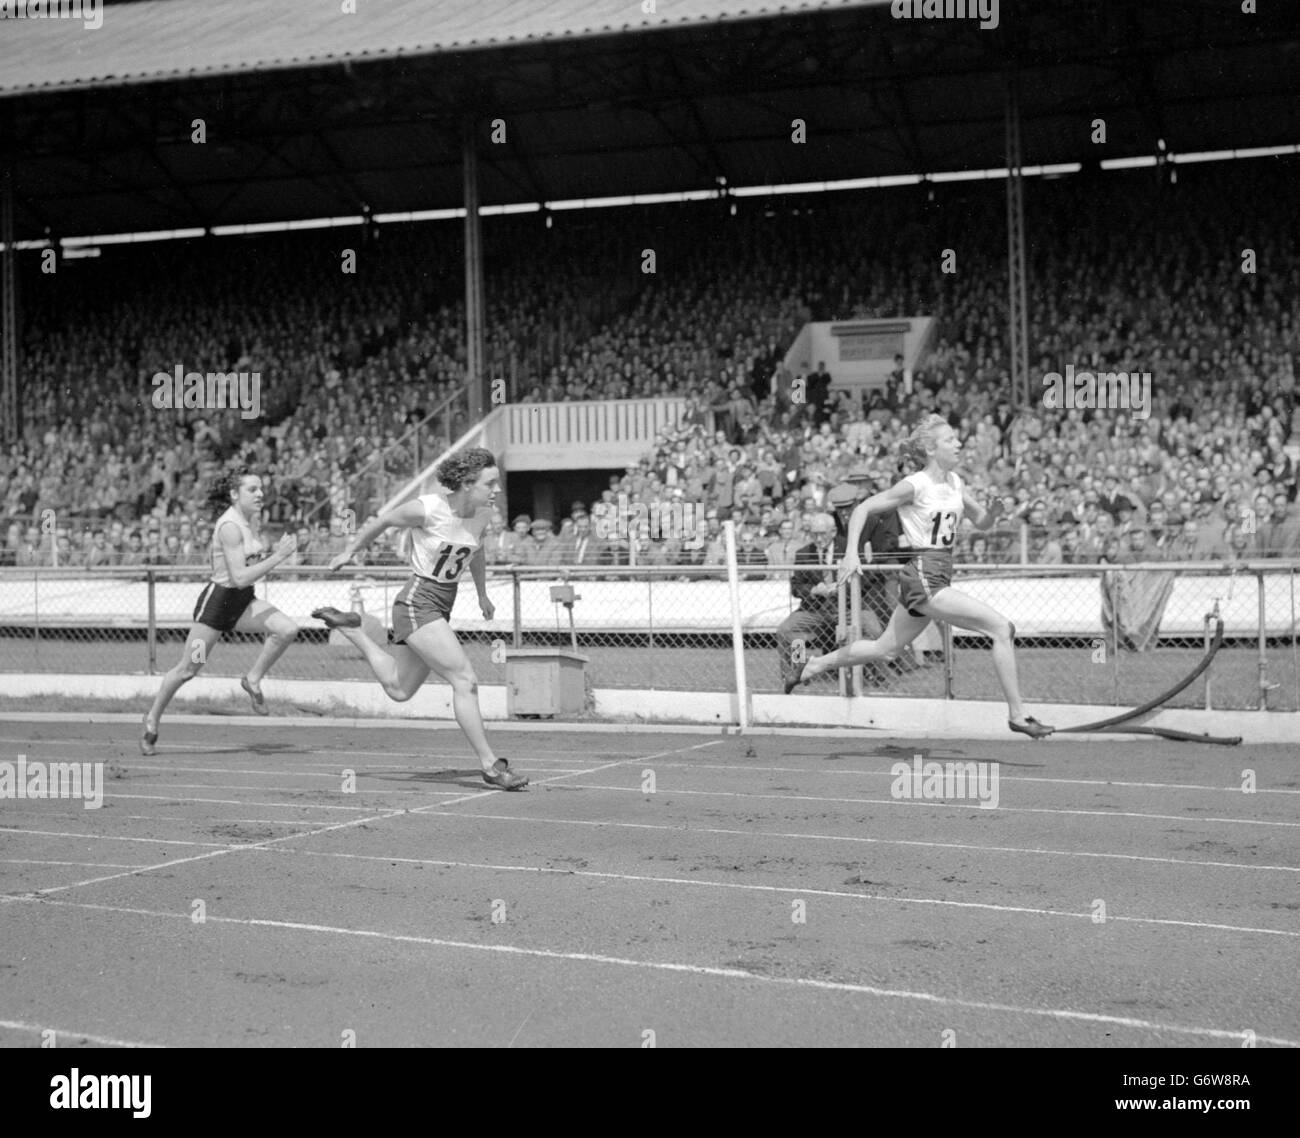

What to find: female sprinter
left=786, top=414, right=1054, bottom=739
left=141, top=469, right=299, bottom=755
left=311, top=447, right=528, bottom=789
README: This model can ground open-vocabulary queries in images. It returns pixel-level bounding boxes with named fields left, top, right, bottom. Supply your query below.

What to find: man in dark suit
left=830, top=478, right=916, bottom=676
left=807, top=362, right=832, bottom=425
left=775, top=512, right=886, bottom=691
left=557, top=513, right=600, bottom=566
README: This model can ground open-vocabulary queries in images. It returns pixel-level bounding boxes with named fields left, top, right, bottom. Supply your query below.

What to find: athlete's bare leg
left=236, top=600, right=301, bottom=690
left=143, top=623, right=223, bottom=750
left=329, top=623, right=430, bottom=700
left=802, top=606, right=931, bottom=681
left=404, top=619, right=496, bottom=770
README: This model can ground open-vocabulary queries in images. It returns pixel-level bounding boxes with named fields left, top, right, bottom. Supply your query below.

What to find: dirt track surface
left=1, top=720, right=1296, bottom=1048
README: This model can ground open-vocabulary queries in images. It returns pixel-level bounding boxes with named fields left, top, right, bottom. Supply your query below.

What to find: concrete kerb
left=0, top=673, right=1294, bottom=743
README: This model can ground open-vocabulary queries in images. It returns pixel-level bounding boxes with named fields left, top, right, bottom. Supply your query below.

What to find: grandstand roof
left=1, top=0, right=1297, bottom=241
left=0, top=0, right=877, bottom=95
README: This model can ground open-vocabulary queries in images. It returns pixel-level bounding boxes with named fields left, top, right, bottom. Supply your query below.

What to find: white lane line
left=98, top=793, right=401, bottom=812
left=33, top=730, right=1289, bottom=793
left=2, top=741, right=724, bottom=899
left=558, top=782, right=1300, bottom=828
left=647, top=760, right=1300, bottom=796
left=506, top=1009, right=534, bottom=1049
left=0, top=809, right=361, bottom=829
left=418, top=741, right=724, bottom=811
left=9, top=896, right=1297, bottom=1048
left=252, top=847, right=1300, bottom=939
left=105, top=781, right=488, bottom=797
left=0, top=827, right=232, bottom=848
left=0, top=736, right=651, bottom=760
left=0, top=1018, right=163, bottom=1048
left=411, top=811, right=1300, bottom=875
left=0, top=859, right=144, bottom=869
left=122, top=763, right=591, bottom=778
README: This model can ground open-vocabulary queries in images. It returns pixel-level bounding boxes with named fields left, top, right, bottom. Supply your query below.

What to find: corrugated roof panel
left=0, top=0, right=884, bottom=96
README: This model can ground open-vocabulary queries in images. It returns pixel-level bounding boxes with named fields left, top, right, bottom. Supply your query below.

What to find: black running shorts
left=898, top=552, right=953, bottom=617
left=193, top=581, right=256, bottom=633
left=392, top=575, right=458, bottom=644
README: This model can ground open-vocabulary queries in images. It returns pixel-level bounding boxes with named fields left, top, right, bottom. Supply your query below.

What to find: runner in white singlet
left=142, top=470, right=300, bottom=755
left=311, top=447, right=528, bottom=790
left=790, top=415, right=1054, bottom=739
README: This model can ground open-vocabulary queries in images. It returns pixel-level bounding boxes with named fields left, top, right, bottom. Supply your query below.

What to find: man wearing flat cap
left=523, top=518, right=563, bottom=568
left=775, top=513, right=841, bottom=692
left=499, top=514, right=531, bottom=563
left=831, top=475, right=921, bottom=674
left=776, top=511, right=885, bottom=691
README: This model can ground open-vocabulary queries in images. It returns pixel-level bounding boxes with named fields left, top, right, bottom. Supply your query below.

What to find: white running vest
left=210, top=506, right=265, bottom=586
left=897, top=470, right=965, bottom=551
left=408, top=493, right=489, bottom=582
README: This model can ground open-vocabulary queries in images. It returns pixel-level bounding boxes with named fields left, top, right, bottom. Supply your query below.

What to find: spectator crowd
left=2, top=161, right=1298, bottom=570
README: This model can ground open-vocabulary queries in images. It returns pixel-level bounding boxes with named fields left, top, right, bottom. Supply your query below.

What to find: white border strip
left=0, top=675, right=1296, bottom=743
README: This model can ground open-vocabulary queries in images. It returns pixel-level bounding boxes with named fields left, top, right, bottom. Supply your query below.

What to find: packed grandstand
left=3, top=162, right=1298, bottom=572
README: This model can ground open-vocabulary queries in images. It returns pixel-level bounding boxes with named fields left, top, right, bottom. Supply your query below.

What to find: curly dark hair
left=204, top=467, right=261, bottom=518
left=436, top=447, right=498, bottom=492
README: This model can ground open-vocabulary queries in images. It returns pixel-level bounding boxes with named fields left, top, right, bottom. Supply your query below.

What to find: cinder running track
left=1, top=719, right=1296, bottom=1048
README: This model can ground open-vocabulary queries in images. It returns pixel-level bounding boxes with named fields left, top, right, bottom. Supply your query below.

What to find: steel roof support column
left=1005, top=73, right=1029, bottom=410
left=462, top=117, right=486, bottom=426
left=1, top=167, right=17, bottom=446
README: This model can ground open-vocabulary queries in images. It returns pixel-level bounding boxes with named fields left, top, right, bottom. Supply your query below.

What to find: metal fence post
left=147, top=570, right=157, bottom=675
left=1257, top=570, right=1269, bottom=710
left=1203, top=602, right=1215, bottom=711
left=1291, top=567, right=1299, bottom=712
left=646, top=577, right=655, bottom=651
left=1110, top=569, right=1120, bottom=704
left=511, top=569, right=522, bottom=649
left=849, top=574, right=863, bottom=697
left=942, top=621, right=953, bottom=699
left=723, top=521, right=750, bottom=730
left=837, top=576, right=847, bottom=697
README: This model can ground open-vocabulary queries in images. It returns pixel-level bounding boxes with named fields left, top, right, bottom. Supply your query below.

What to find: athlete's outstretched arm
left=331, top=500, right=427, bottom=569
left=838, top=480, right=914, bottom=583
left=962, top=489, right=1005, bottom=532
left=219, top=522, right=296, bottom=588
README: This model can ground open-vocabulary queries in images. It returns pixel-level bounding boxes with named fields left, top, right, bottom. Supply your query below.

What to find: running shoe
left=140, top=717, right=158, bottom=756
left=783, top=661, right=808, bottom=695
left=482, top=759, right=529, bottom=790
left=240, top=676, right=269, bottom=716
left=312, top=606, right=361, bottom=629
left=1009, top=716, right=1054, bottom=739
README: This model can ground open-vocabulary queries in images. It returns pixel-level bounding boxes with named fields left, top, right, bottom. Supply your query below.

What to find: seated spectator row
left=2, top=161, right=1297, bottom=567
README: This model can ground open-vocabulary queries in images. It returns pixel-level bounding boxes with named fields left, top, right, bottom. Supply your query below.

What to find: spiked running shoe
left=783, top=660, right=809, bottom=695
left=240, top=675, right=269, bottom=716
left=482, top=759, right=529, bottom=790
left=1009, top=716, right=1054, bottom=739
left=312, top=606, right=362, bottom=630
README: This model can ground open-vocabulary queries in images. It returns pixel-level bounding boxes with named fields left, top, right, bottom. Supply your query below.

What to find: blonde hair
left=899, top=413, right=950, bottom=472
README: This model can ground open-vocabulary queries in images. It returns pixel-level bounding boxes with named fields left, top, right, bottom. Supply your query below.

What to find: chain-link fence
left=0, top=561, right=1296, bottom=712
left=942, top=562, right=1298, bottom=712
